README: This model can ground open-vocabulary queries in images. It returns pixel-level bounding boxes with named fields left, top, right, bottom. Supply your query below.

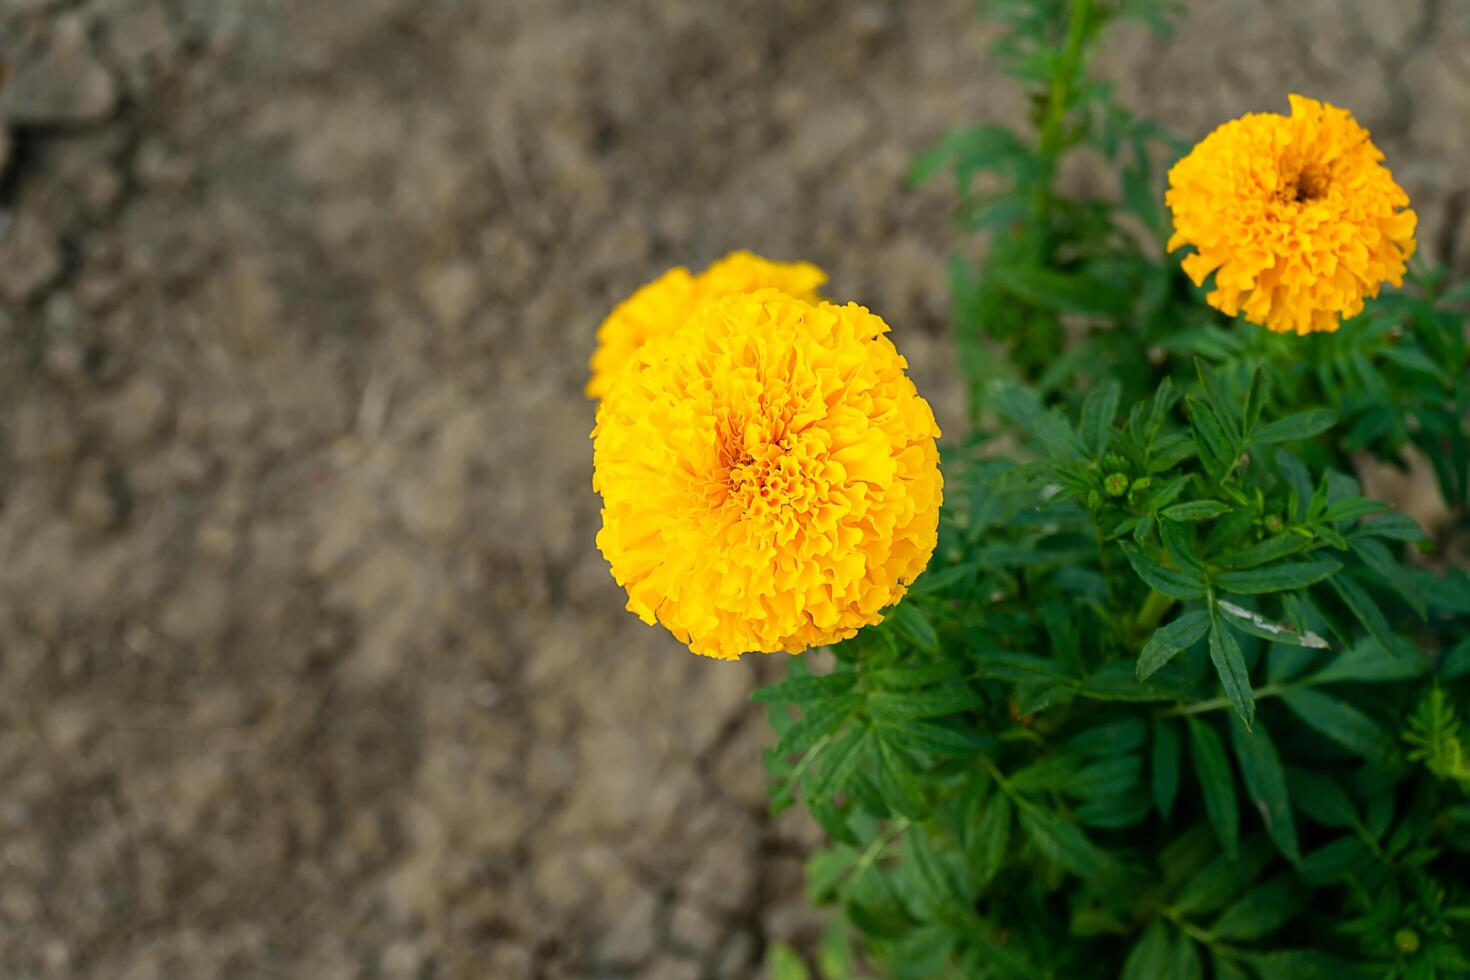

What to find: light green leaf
left=1160, top=500, right=1232, bottom=522
left=1121, top=921, right=1172, bottom=980
left=766, top=941, right=812, bottom=980
left=753, top=672, right=859, bottom=705
left=808, top=727, right=874, bottom=800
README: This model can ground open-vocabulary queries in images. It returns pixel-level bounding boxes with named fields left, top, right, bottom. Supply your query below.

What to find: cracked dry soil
left=0, top=1, right=1466, bottom=978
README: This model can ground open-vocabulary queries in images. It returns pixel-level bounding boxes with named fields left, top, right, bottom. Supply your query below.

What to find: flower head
left=1166, top=94, right=1416, bottom=335
left=586, top=251, right=826, bottom=398
left=592, top=289, right=942, bottom=659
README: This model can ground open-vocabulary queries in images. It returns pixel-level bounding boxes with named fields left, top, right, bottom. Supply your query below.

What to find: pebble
left=0, top=214, right=63, bottom=302
left=2, top=46, right=118, bottom=126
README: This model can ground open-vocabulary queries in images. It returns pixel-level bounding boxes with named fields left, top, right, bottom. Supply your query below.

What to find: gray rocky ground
left=0, top=1, right=1465, bottom=977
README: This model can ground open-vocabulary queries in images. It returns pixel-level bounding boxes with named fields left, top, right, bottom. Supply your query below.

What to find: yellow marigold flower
left=1166, top=94, right=1417, bottom=335
left=592, top=290, right=942, bottom=660
left=585, top=251, right=826, bottom=398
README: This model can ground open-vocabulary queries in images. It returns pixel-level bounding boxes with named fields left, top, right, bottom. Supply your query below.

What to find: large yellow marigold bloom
left=1166, top=94, right=1417, bottom=335
left=585, top=251, right=826, bottom=398
left=592, top=290, right=942, bottom=660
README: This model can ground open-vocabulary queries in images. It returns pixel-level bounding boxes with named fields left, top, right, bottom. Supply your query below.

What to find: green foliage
left=758, top=0, right=1470, bottom=976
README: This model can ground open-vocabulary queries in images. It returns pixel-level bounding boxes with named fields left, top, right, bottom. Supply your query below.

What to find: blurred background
left=0, top=1, right=1466, bottom=977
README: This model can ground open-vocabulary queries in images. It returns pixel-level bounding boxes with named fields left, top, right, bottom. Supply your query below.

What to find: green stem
left=1159, top=684, right=1288, bottom=718
left=1133, top=589, right=1176, bottom=640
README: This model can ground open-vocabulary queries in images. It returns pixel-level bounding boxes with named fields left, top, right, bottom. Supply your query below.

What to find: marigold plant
left=592, top=289, right=942, bottom=660
left=738, top=1, right=1470, bottom=978
left=1166, top=94, right=1418, bottom=336
left=584, top=250, right=826, bottom=398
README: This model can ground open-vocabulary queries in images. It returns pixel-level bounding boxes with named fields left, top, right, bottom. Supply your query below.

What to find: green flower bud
left=1394, top=928, right=1420, bottom=954
left=1104, top=473, right=1129, bottom=497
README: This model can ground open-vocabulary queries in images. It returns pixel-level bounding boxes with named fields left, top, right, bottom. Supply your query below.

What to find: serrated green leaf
left=1321, top=496, right=1390, bottom=522
left=1217, top=533, right=1311, bottom=571
left=1138, top=610, right=1210, bottom=680
left=1017, top=804, right=1120, bottom=880
left=753, top=672, right=859, bottom=705
left=1286, top=769, right=1358, bottom=828
left=1082, top=379, right=1122, bottom=457
left=890, top=602, right=940, bottom=653
left=1152, top=720, right=1181, bottom=819
left=1214, top=560, right=1341, bottom=595
left=1121, top=921, right=1171, bottom=980
left=1253, top=409, right=1336, bottom=445
left=1119, top=542, right=1207, bottom=600
left=1280, top=688, right=1395, bottom=761
left=1216, top=600, right=1329, bottom=649
left=969, top=793, right=1012, bottom=884
left=1306, top=638, right=1428, bottom=684
left=1187, top=717, right=1240, bottom=857
left=776, top=693, right=862, bottom=757
left=808, top=727, right=874, bottom=800
left=1173, top=835, right=1273, bottom=914
left=1228, top=715, right=1299, bottom=862
left=1353, top=512, right=1429, bottom=542
left=767, top=941, right=812, bottom=980
left=883, top=719, right=994, bottom=758
left=1160, top=500, right=1232, bottom=522
left=868, top=687, right=983, bottom=723
left=1066, top=718, right=1148, bottom=756
left=1209, top=875, right=1307, bottom=941
left=990, top=381, right=1080, bottom=457
left=1209, top=612, right=1255, bottom=729
left=1327, top=572, right=1396, bottom=653
left=1351, top=536, right=1426, bottom=619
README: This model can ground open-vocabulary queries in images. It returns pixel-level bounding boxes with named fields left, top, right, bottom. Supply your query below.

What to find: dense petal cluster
left=1166, top=94, right=1417, bottom=335
left=592, top=290, right=942, bottom=659
left=585, top=251, right=827, bottom=398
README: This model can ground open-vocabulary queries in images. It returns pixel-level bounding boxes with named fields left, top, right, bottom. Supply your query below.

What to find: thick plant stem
left=1133, top=588, right=1177, bottom=641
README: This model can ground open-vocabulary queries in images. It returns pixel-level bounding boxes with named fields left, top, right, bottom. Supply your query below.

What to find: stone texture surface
left=0, top=1, right=1465, bottom=977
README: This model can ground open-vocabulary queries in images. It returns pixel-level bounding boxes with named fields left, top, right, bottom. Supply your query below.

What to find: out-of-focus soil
left=0, top=1, right=1465, bottom=977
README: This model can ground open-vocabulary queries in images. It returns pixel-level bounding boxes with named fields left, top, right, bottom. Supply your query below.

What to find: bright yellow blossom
left=1166, top=94, right=1417, bottom=335
left=585, top=251, right=826, bottom=398
left=592, top=290, right=942, bottom=660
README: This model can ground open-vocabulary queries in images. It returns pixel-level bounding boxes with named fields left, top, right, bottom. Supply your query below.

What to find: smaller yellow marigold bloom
left=1166, top=94, right=1417, bottom=335
left=592, top=290, right=942, bottom=660
left=585, top=251, right=826, bottom=398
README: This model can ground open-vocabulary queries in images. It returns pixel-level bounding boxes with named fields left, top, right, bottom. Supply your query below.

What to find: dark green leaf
left=1209, top=613, right=1255, bottom=729
left=1286, top=769, right=1358, bottom=829
left=1119, top=542, right=1207, bottom=600
left=1353, top=513, right=1429, bottom=542
left=1327, top=572, right=1396, bottom=653
left=1217, top=533, right=1311, bottom=571
left=808, top=727, right=874, bottom=800
left=1173, top=835, right=1274, bottom=914
left=1082, top=379, right=1121, bottom=458
left=1216, top=600, right=1329, bottom=649
left=1209, top=875, right=1307, bottom=940
left=1017, top=804, right=1120, bottom=880
left=883, top=719, right=994, bottom=758
left=1138, top=610, right=1210, bottom=680
left=1280, top=688, right=1395, bottom=761
left=1307, top=638, right=1428, bottom=684
left=1152, top=720, right=1181, bottom=819
left=990, top=381, right=1080, bottom=457
left=890, top=602, right=940, bottom=653
left=1214, top=560, right=1341, bottom=595
left=776, top=693, right=862, bottom=757
left=868, top=687, right=982, bottom=722
left=1228, top=715, right=1299, bottom=862
left=969, top=793, right=1011, bottom=883
left=1121, top=921, right=1171, bottom=980
left=1253, top=409, right=1336, bottom=445
left=1187, top=717, right=1239, bottom=857
left=753, top=672, right=859, bottom=705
